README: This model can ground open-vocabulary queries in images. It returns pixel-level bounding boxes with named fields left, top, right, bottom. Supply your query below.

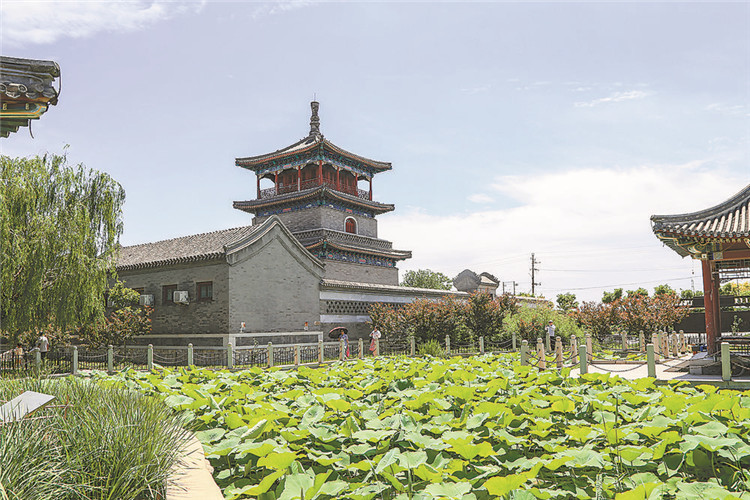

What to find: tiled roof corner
left=651, top=184, right=750, bottom=239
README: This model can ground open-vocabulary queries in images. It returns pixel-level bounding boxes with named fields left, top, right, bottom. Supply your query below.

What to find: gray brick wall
left=118, top=260, right=229, bottom=335
left=323, top=260, right=399, bottom=285
left=319, top=207, right=377, bottom=237
left=255, top=206, right=377, bottom=237
left=228, top=224, right=324, bottom=333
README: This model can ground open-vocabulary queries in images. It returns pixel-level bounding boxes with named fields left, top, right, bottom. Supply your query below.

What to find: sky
left=2, top=1, right=749, bottom=302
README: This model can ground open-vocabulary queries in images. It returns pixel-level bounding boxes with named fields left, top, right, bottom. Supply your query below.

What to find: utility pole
left=530, top=253, right=541, bottom=296
left=502, top=281, right=517, bottom=295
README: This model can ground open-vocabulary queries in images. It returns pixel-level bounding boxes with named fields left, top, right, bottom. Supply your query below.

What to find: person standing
left=340, top=329, right=349, bottom=359
left=13, top=343, right=24, bottom=368
left=369, top=327, right=381, bottom=354
left=545, top=320, right=556, bottom=351
left=36, top=333, right=49, bottom=361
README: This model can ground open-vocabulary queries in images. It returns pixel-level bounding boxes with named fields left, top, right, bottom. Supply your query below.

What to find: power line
left=544, top=276, right=693, bottom=292
left=540, top=266, right=689, bottom=273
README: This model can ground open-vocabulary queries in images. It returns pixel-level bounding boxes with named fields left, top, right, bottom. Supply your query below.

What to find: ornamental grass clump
left=0, top=377, right=189, bottom=500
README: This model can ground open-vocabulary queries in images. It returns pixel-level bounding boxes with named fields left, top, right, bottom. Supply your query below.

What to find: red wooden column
left=274, top=171, right=278, bottom=195
left=256, top=175, right=261, bottom=199
left=297, top=166, right=301, bottom=191
left=336, top=167, right=340, bottom=191
left=318, top=161, right=323, bottom=186
left=702, top=259, right=720, bottom=353
left=368, top=177, right=372, bottom=200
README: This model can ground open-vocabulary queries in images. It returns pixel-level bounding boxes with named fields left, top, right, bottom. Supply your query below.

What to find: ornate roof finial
left=309, top=100, right=321, bottom=137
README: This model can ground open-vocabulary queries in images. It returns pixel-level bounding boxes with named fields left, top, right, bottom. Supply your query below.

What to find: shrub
left=503, top=304, right=584, bottom=342
left=418, top=339, right=446, bottom=357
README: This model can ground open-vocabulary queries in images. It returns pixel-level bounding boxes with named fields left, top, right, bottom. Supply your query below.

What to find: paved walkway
left=166, top=434, right=223, bottom=500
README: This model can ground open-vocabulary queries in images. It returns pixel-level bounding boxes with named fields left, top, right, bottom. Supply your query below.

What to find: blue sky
left=2, top=1, right=748, bottom=302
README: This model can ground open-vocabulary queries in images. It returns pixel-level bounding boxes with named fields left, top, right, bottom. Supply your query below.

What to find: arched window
left=345, top=217, right=357, bottom=234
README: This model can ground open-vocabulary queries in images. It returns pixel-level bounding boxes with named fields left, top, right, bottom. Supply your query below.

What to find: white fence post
left=537, top=338, right=546, bottom=370
left=445, top=335, right=451, bottom=356
left=187, top=343, right=194, bottom=367
left=555, top=336, right=563, bottom=369
left=570, top=335, right=578, bottom=365
left=318, top=340, right=323, bottom=363
left=147, top=344, right=153, bottom=371
left=479, top=336, right=485, bottom=354
left=227, top=343, right=234, bottom=369
left=266, top=342, right=273, bottom=368
left=72, top=346, right=78, bottom=375
left=107, top=345, right=114, bottom=374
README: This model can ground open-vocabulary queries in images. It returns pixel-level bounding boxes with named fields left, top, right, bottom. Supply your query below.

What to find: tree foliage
left=400, top=269, right=453, bottom=290
left=76, top=281, right=152, bottom=348
left=503, top=303, right=583, bottom=342
left=0, top=153, right=125, bottom=339
left=368, top=293, right=518, bottom=344
left=577, top=288, right=688, bottom=340
left=555, top=292, right=578, bottom=313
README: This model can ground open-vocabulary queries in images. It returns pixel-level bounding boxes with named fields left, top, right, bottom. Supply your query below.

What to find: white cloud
left=467, top=193, right=493, bottom=204
left=575, top=90, right=650, bottom=108
left=460, top=84, right=491, bottom=95
left=705, top=102, right=747, bottom=116
left=0, top=1, right=204, bottom=46
left=251, top=0, right=320, bottom=19
left=380, top=162, right=743, bottom=302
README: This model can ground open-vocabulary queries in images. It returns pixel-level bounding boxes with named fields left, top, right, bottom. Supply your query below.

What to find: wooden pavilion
left=651, top=185, right=750, bottom=353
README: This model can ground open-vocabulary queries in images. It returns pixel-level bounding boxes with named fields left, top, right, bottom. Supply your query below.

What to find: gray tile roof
left=320, top=279, right=466, bottom=296
left=117, top=225, right=261, bottom=271
left=651, top=184, right=750, bottom=239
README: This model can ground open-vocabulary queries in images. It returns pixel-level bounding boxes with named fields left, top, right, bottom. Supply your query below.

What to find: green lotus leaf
left=424, top=481, right=472, bottom=499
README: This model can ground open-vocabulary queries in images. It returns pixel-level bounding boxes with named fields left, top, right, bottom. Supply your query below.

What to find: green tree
left=626, top=288, right=649, bottom=298
left=602, top=288, right=623, bottom=304
left=653, top=284, right=676, bottom=296
left=400, top=269, right=453, bottom=290
left=555, top=292, right=579, bottom=313
left=0, top=153, right=125, bottom=340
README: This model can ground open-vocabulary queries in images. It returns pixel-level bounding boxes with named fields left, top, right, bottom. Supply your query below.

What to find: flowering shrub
left=368, top=293, right=518, bottom=344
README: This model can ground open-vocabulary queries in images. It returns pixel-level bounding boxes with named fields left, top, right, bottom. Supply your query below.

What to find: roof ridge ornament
left=309, top=101, right=321, bottom=138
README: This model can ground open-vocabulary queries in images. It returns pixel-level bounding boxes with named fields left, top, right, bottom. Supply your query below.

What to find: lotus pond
left=97, top=354, right=750, bottom=499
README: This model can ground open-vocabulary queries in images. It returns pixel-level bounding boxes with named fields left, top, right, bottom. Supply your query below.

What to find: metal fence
left=1, top=330, right=732, bottom=377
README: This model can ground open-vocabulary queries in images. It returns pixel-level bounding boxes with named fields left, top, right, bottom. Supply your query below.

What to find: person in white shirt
left=369, top=328, right=381, bottom=353
left=545, top=321, right=556, bottom=340
left=36, top=334, right=49, bottom=360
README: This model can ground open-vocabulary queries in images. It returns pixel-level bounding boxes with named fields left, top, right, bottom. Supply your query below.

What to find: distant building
left=453, top=270, right=500, bottom=296
left=0, top=56, right=60, bottom=138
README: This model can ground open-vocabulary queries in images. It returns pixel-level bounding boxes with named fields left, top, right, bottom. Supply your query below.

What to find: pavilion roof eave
left=232, top=186, right=395, bottom=215
left=235, top=136, right=392, bottom=174
left=651, top=184, right=750, bottom=240
left=306, top=240, right=411, bottom=261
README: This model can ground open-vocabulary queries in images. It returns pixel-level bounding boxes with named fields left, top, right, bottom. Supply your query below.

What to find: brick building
left=117, top=102, right=460, bottom=340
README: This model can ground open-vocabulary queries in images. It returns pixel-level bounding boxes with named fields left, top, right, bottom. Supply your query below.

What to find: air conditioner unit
left=173, top=290, right=189, bottom=305
left=139, top=294, right=154, bottom=306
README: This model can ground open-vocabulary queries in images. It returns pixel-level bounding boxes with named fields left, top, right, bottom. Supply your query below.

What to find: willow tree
left=0, top=153, right=125, bottom=339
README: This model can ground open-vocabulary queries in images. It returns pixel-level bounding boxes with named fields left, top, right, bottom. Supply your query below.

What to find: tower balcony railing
left=259, top=179, right=371, bottom=201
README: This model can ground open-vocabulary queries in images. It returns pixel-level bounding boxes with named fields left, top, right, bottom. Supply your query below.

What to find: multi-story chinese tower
left=233, top=102, right=411, bottom=285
